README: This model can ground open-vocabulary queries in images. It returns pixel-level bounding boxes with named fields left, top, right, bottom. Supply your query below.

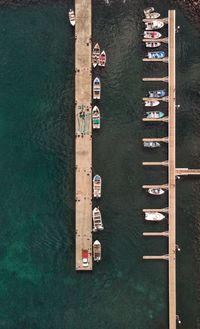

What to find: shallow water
left=0, top=1, right=200, bottom=329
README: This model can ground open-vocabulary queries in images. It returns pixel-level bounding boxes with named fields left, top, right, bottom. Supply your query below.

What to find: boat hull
left=148, top=188, right=165, bottom=195
left=144, top=31, right=162, bottom=39
left=144, top=100, right=160, bottom=107
left=145, top=212, right=165, bottom=221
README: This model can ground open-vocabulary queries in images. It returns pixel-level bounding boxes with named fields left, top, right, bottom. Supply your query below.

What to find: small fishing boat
left=68, top=9, right=75, bottom=26
left=145, top=21, right=164, bottom=30
left=144, top=31, right=162, bottom=39
left=145, top=212, right=165, bottom=221
left=144, top=100, right=160, bottom=107
left=92, top=43, right=100, bottom=68
left=93, top=174, right=101, bottom=198
left=148, top=90, right=166, bottom=98
left=148, top=188, right=165, bottom=195
left=143, top=141, right=160, bottom=148
left=92, top=207, right=104, bottom=232
left=144, top=7, right=154, bottom=15
left=82, top=250, right=89, bottom=267
left=92, top=106, right=100, bottom=129
left=93, top=240, right=101, bottom=262
left=145, top=41, right=161, bottom=48
left=145, top=12, right=161, bottom=19
left=146, top=111, right=165, bottom=118
left=98, top=50, right=106, bottom=67
left=147, top=51, right=165, bottom=59
left=93, top=77, right=101, bottom=99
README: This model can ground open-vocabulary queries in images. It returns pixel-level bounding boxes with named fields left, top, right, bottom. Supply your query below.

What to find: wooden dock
left=75, top=0, right=92, bottom=271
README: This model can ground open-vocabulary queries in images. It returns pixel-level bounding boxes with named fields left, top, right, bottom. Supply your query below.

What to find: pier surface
left=75, top=0, right=92, bottom=270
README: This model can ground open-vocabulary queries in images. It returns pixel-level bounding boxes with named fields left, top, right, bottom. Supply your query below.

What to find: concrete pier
left=75, top=0, right=92, bottom=271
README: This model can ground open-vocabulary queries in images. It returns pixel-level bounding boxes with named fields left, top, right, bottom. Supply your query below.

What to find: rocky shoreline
left=174, top=0, right=200, bottom=21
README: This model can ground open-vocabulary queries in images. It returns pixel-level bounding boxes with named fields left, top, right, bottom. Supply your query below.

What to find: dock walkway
left=75, top=0, right=92, bottom=271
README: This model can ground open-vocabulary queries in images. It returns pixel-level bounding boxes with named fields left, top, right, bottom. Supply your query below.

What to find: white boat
left=145, top=21, right=164, bottom=30
left=144, top=31, right=162, bottom=39
left=92, top=43, right=100, bottom=68
left=92, top=207, right=104, bottom=232
left=145, top=41, right=161, bottom=48
left=93, top=240, right=101, bottom=262
left=144, top=100, right=160, bottom=107
left=146, top=111, right=164, bottom=119
left=145, top=12, right=161, bottom=19
left=143, top=141, right=160, bottom=148
left=92, top=106, right=100, bottom=129
left=148, top=188, right=165, bottom=195
left=93, top=175, right=101, bottom=198
left=98, top=50, right=106, bottom=67
left=68, top=9, right=75, bottom=26
left=93, top=77, right=101, bottom=99
left=144, top=7, right=154, bottom=15
left=145, top=212, right=165, bottom=221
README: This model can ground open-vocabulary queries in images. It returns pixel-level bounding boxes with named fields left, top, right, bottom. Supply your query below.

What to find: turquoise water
left=0, top=1, right=200, bottom=328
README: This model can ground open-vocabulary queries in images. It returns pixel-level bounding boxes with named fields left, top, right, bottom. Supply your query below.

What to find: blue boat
left=148, top=51, right=165, bottom=59
left=148, top=90, right=166, bottom=98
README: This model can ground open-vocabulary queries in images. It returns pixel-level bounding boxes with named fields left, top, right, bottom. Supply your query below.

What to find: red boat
left=98, top=50, right=106, bottom=67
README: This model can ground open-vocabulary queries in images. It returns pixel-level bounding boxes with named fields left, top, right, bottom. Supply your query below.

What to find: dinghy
left=144, top=7, right=154, bottom=15
left=143, top=141, right=160, bottom=148
left=145, top=212, right=165, bottom=221
left=93, top=77, right=101, bottom=99
left=92, top=207, right=104, bottom=232
left=98, top=50, right=106, bottom=67
left=146, top=111, right=164, bottom=118
left=145, top=21, right=164, bottom=30
left=144, top=100, right=160, bottom=107
left=93, top=175, right=101, bottom=198
left=148, top=188, right=165, bottom=195
left=92, top=43, right=100, bottom=68
left=68, top=9, right=75, bottom=26
left=147, top=51, right=165, bottom=59
left=144, top=31, right=162, bottom=39
left=93, top=240, right=101, bottom=262
left=145, top=41, right=161, bottom=48
left=92, top=106, right=100, bottom=129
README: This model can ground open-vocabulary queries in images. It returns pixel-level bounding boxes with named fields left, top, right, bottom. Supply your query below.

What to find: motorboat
left=93, top=77, right=101, bottom=99
left=148, top=90, right=166, bottom=98
left=145, top=12, right=161, bottom=19
left=98, top=50, right=106, bottom=67
left=93, top=240, right=101, bottom=262
left=144, top=100, right=160, bottom=107
left=143, top=141, right=160, bottom=148
left=147, top=51, right=165, bottom=59
left=93, top=174, right=101, bottom=198
left=68, top=9, right=75, bottom=26
left=145, top=212, right=165, bottom=221
left=148, top=188, right=165, bottom=195
left=92, top=207, right=104, bottom=232
left=144, top=7, right=154, bottom=15
left=144, top=31, right=162, bottom=39
left=145, top=41, right=161, bottom=48
left=146, top=111, right=165, bottom=118
left=92, top=106, right=100, bottom=129
left=145, top=21, right=164, bottom=30
left=92, top=43, right=100, bottom=68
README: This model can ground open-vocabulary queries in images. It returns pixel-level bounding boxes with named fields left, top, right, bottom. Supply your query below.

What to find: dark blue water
left=0, top=1, right=199, bottom=328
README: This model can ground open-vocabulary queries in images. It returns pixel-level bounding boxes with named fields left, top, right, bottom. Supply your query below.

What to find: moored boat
left=145, top=41, right=161, bottom=48
left=145, top=212, right=165, bottom=221
left=145, top=20, right=164, bottom=30
left=145, top=12, right=161, bottom=19
left=93, top=240, right=101, bottom=262
left=148, top=89, right=166, bottom=98
left=146, top=111, right=165, bottom=118
left=68, top=9, right=75, bottom=26
left=93, top=174, right=101, bottom=198
left=147, top=51, right=165, bottom=59
left=148, top=188, right=165, bottom=195
left=144, top=31, right=162, bottom=39
left=92, top=207, right=104, bottom=232
left=144, top=7, right=154, bottom=15
left=98, top=50, right=106, bottom=67
left=93, top=77, right=101, bottom=99
left=143, top=141, right=160, bottom=148
left=92, top=43, right=100, bottom=68
left=144, top=100, right=160, bottom=107
left=92, top=106, right=100, bottom=129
